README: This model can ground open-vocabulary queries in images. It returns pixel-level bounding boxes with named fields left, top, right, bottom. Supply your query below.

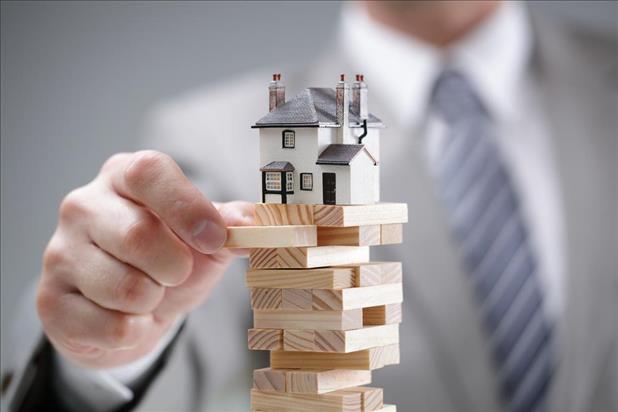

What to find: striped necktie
left=429, top=70, right=554, bottom=412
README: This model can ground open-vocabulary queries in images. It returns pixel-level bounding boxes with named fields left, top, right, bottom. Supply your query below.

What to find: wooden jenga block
left=374, top=405, right=397, bottom=412
left=363, top=303, right=402, bottom=325
left=251, top=288, right=282, bottom=310
left=340, top=387, right=384, bottom=411
left=248, top=328, right=282, bottom=350
left=284, top=329, right=315, bottom=351
left=254, top=309, right=363, bottom=331
left=251, top=388, right=361, bottom=412
left=255, top=203, right=314, bottom=226
left=246, top=267, right=356, bottom=290
left=347, top=262, right=402, bottom=286
left=317, top=225, right=381, bottom=246
left=380, top=224, right=403, bottom=244
left=249, top=246, right=370, bottom=269
left=313, top=203, right=408, bottom=227
left=286, top=369, right=372, bottom=394
left=253, top=368, right=286, bottom=392
left=282, top=289, right=312, bottom=310
left=271, top=344, right=400, bottom=370
left=225, top=225, right=317, bottom=248
left=283, top=324, right=399, bottom=353
left=312, top=284, right=403, bottom=311
left=379, top=262, right=403, bottom=284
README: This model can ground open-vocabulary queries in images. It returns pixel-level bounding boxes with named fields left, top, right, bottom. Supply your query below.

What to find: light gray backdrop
left=1, top=0, right=616, bottom=376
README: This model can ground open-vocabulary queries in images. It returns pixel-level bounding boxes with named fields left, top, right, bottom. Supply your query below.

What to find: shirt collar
left=339, top=1, right=532, bottom=128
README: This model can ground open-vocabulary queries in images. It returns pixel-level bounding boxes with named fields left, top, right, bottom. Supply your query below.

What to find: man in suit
left=4, top=1, right=616, bottom=411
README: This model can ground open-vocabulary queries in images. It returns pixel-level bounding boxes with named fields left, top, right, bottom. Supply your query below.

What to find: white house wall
left=259, top=127, right=325, bottom=204
left=320, top=164, right=351, bottom=205
left=349, top=154, right=379, bottom=204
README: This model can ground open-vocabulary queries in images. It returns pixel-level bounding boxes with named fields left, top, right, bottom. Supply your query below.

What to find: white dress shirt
left=340, top=1, right=565, bottom=319
left=54, top=2, right=566, bottom=409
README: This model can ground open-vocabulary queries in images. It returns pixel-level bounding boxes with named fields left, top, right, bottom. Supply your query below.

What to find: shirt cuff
left=52, top=317, right=184, bottom=412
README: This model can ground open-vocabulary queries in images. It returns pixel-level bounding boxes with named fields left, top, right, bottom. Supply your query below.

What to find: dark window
left=300, top=173, right=313, bottom=191
left=282, top=130, right=295, bottom=148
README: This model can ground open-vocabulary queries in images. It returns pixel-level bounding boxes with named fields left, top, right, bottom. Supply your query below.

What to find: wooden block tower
left=229, top=74, right=407, bottom=411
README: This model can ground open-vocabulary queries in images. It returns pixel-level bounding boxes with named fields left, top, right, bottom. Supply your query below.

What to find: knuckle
left=114, top=271, right=164, bottom=313
left=42, top=240, right=67, bottom=274
left=36, top=284, right=59, bottom=322
left=59, top=189, right=90, bottom=223
left=124, top=150, right=172, bottom=189
left=167, top=246, right=194, bottom=286
left=109, top=313, right=142, bottom=346
left=121, top=213, right=160, bottom=256
left=100, top=152, right=130, bottom=174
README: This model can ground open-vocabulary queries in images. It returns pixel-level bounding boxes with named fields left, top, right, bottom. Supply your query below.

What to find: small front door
left=322, top=173, right=336, bottom=205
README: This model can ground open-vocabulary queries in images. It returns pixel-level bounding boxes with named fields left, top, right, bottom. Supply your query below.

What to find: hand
left=36, top=150, right=253, bottom=369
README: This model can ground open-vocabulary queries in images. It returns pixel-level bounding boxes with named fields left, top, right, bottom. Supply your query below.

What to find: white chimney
left=352, top=74, right=368, bottom=121
left=268, top=73, right=285, bottom=112
left=335, top=74, right=350, bottom=143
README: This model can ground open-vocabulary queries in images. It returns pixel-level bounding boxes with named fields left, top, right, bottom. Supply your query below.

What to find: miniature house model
left=253, top=74, right=384, bottom=205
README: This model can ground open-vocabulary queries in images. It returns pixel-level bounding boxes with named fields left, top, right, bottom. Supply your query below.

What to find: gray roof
left=253, top=88, right=383, bottom=128
left=316, top=144, right=377, bottom=166
left=260, top=161, right=295, bottom=172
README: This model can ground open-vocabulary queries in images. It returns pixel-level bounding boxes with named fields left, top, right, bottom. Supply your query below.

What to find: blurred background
left=1, top=0, right=617, bottom=373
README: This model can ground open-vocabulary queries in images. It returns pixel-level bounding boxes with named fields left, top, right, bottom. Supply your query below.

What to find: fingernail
left=191, top=220, right=227, bottom=253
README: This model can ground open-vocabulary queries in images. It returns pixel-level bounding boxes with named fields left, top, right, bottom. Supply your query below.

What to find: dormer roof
left=252, top=88, right=383, bottom=129
left=316, top=144, right=378, bottom=166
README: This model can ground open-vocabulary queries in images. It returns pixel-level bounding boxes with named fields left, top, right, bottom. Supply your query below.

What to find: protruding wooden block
left=248, top=328, right=282, bottom=350
left=374, top=405, right=397, bottom=412
left=286, top=370, right=372, bottom=394
left=225, top=225, right=317, bottom=248
left=246, top=267, right=356, bottom=290
left=251, top=388, right=361, bottom=412
left=340, top=387, right=384, bottom=411
left=253, top=368, right=286, bottom=392
left=249, top=246, right=370, bottom=269
left=282, top=289, right=312, bottom=310
left=251, top=288, right=282, bottom=310
left=283, top=324, right=399, bottom=353
left=313, top=203, right=408, bottom=227
left=254, top=309, right=363, bottom=331
left=271, top=344, right=400, bottom=370
left=380, top=224, right=403, bottom=244
left=312, top=284, right=403, bottom=311
left=317, top=225, right=381, bottom=246
left=255, top=203, right=314, bottom=226
left=363, top=303, right=402, bottom=325
left=347, top=262, right=402, bottom=286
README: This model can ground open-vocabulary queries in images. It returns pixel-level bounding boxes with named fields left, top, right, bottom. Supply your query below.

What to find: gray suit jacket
left=4, top=10, right=616, bottom=412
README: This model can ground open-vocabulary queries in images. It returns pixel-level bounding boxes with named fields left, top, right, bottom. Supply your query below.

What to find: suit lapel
left=531, top=16, right=618, bottom=412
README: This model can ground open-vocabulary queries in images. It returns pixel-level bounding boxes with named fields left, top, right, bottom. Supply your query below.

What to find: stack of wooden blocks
left=226, top=202, right=408, bottom=412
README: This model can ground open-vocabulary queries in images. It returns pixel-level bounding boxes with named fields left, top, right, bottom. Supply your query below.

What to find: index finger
left=104, top=151, right=227, bottom=254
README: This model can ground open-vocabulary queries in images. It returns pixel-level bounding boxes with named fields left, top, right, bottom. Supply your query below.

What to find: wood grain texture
left=225, top=225, right=317, bottom=248
left=283, top=324, right=399, bottom=353
left=313, top=203, right=408, bottom=227
left=363, top=303, right=402, bottom=325
left=346, top=262, right=402, bottom=286
left=251, top=288, right=282, bottom=310
left=251, top=388, right=361, bottom=412
left=249, top=246, right=370, bottom=269
left=270, top=344, right=399, bottom=370
left=282, top=288, right=312, bottom=310
left=248, top=328, right=282, bottom=350
left=283, top=329, right=315, bottom=351
left=380, top=224, right=403, bottom=245
left=254, top=203, right=314, bottom=226
left=317, top=225, right=381, bottom=246
left=254, top=309, right=363, bottom=331
left=253, top=368, right=286, bottom=392
left=245, top=267, right=356, bottom=290
left=286, top=370, right=371, bottom=394
left=312, top=284, right=403, bottom=311
left=340, top=387, right=384, bottom=411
